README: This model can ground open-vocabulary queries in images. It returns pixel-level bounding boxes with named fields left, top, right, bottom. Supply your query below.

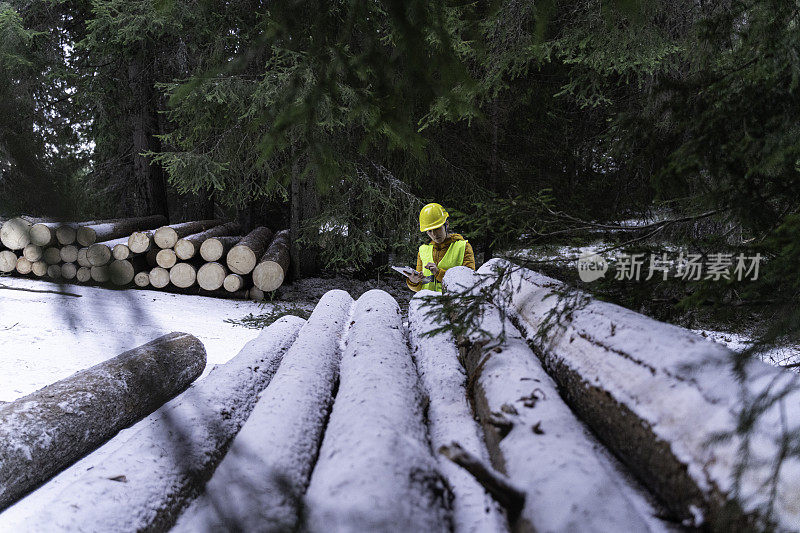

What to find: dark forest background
left=1, top=0, right=799, bottom=338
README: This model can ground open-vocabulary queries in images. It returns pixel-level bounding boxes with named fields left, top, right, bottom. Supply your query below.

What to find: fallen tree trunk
left=408, top=292, right=509, bottom=533
left=226, top=226, right=273, bottom=275
left=305, top=290, right=452, bottom=533
left=478, top=259, right=800, bottom=530
left=169, top=263, right=197, bottom=289
left=1, top=218, right=32, bottom=250
left=154, top=219, right=225, bottom=250
left=174, top=222, right=241, bottom=260
left=172, top=291, right=354, bottom=532
left=78, top=215, right=168, bottom=247
left=0, top=250, right=18, bottom=272
left=0, top=318, right=304, bottom=532
left=252, top=229, right=290, bottom=292
left=0, top=332, right=206, bottom=511
left=197, top=262, right=227, bottom=291
left=199, top=235, right=240, bottom=262
left=443, top=267, right=657, bottom=533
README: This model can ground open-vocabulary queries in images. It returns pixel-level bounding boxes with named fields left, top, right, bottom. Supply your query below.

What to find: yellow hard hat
left=419, top=203, right=449, bottom=232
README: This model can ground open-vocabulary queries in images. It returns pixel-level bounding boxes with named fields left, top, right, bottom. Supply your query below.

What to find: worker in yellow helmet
left=407, top=203, right=475, bottom=292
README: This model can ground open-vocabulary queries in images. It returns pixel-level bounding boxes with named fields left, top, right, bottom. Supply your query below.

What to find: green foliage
left=225, top=305, right=311, bottom=329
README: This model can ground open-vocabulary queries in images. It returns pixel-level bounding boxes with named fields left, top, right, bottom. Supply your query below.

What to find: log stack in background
left=0, top=216, right=290, bottom=299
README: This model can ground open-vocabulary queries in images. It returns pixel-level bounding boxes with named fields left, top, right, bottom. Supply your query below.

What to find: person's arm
left=407, top=252, right=424, bottom=292
left=462, top=242, right=476, bottom=270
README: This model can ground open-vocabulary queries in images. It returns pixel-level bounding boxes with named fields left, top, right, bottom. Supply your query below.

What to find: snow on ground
left=0, top=277, right=283, bottom=402
left=692, top=328, right=800, bottom=368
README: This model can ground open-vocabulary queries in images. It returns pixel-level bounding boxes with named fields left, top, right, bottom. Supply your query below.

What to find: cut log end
left=149, top=267, right=170, bottom=289
left=134, top=271, right=150, bottom=288
left=55, top=225, right=77, bottom=246
left=61, top=263, right=78, bottom=280
left=170, top=263, right=197, bottom=289
left=15, top=256, right=33, bottom=275
left=29, top=224, right=55, bottom=247
left=43, top=247, right=62, bottom=265
left=0, top=250, right=18, bottom=272
left=90, top=265, right=110, bottom=283
left=109, top=260, right=135, bottom=286
left=32, top=261, right=47, bottom=277
left=112, top=244, right=130, bottom=261
left=154, top=226, right=179, bottom=249
left=1, top=218, right=32, bottom=250
left=197, top=262, right=226, bottom=291
left=60, top=245, right=79, bottom=264
left=248, top=287, right=266, bottom=301
left=199, top=238, right=224, bottom=262
left=47, top=264, right=62, bottom=279
left=174, top=239, right=196, bottom=261
left=226, top=246, right=257, bottom=275
left=252, top=261, right=285, bottom=292
left=128, top=232, right=152, bottom=254
left=76, top=226, right=96, bottom=247
left=87, top=244, right=112, bottom=267
left=156, top=249, right=177, bottom=269
left=76, top=266, right=92, bottom=283
left=223, top=273, right=245, bottom=293
left=22, top=244, right=43, bottom=263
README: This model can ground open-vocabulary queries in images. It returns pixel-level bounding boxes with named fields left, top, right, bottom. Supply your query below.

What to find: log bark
left=78, top=215, right=168, bottom=247
left=31, top=261, right=47, bottom=277
left=305, top=290, right=451, bottom=532
left=61, top=263, right=77, bottom=280
left=252, top=229, right=290, bottom=292
left=1, top=218, right=32, bottom=250
left=169, top=263, right=197, bottom=289
left=74, top=217, right=154, bottom=247
left=0, top=332, right=205, bottom=511
left=153, top=219, right=225, bottom=250
left=0, top=250, right=18, bottom=272
left=226, top=226, right=273, bottom=275
left=476, top=259, right=800, bottom=531
left=22, top=244, right=42, bottom=262
left=199, top=235, right=240, bottom=262
left=43, top=247, right=61, bottom=265
left=174, top=221, right=241, bottom=260
left=76, top=267, right=91, bottom=283
left=443, top=266, right=655, bottom=532
left=223, top=273, right=245, bottom=293
left=197, top=262, right=227, bottom=291
left=134, top=271, right=150, bottom=287
left=15, top=256, right=32, bottom=275
left=149, top=267, right=170, bottom=288
left=0, top=319, right=304, bottom=533
left=90, top=265, right=110, bottom=283
left=59, top=244, right=78, bottom=264
left=156, top=248, right=177, bottom=269
left=173, top=293, right=352, bottom=533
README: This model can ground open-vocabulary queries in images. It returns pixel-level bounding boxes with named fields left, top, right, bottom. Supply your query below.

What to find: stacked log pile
left=0, top=216, right=292, bottom=298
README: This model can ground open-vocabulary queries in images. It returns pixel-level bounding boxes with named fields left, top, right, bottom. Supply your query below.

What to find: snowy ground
left=0, top=276, right=294, bottom=402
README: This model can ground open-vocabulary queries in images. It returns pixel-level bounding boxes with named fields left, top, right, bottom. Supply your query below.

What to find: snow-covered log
left=0, top=250, right=18, bottom=272
left=305, top=289, right=451, bottom=533
left=21, top=244, right=41, bottom=262
left=59, top=244, right=78, bottom=264
left=408, top=291, right=509, bottom=533
left=174, top=222, right=241, bottom=260
left=0, top=218, right=32, bottom=250
left=200, top=235, right=240, bottom=262
left=0, top=332, right=206, bottom=511
left=226, top=226, right=273, bottom=275
left=0, top=316, right=304, bottom=532
left=477, top=258, right=800, bottom=530
left=77, top=215, right=167, bottom=247
left=172, top=290, right=354, bottom=532
left=169, top=263, right=197, bottom=289
left=252, top=229, right=290, bottom=292
left=197, top=262, right=227, bottom=291
left=443, top=266, right=657, bottom=533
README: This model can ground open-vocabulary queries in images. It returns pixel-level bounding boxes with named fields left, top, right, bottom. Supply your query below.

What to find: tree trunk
left=0, top=332, right=205, bottom=510
left=174, top=222, right=241, bottom=260
left=226, top=226, right=273, bottom=275
left=289, top=154, right=320, bottom=279
left=153, top=219, right=226, bottom=250
left=80, top=215, right=168, bottom=246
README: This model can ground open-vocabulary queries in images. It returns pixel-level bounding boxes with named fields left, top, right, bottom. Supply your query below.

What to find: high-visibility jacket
left=407, top=233, right=475, bottom=293
left=418, top=238, right=467, bottom=292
